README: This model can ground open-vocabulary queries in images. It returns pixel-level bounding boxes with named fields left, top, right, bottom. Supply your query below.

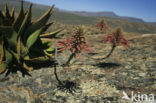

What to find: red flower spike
left=96, top=19, right=109, bottom=31
left=102, top=27, right=130, bottom=49
left=57, top=26, right=93, bottom=62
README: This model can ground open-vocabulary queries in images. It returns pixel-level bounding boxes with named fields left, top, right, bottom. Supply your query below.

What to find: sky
left=25, top=0, right=156, bottom=22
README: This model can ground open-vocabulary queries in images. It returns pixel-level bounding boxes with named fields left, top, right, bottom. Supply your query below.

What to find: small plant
left=101, top=27, right=130, bottom=59
left=57, top=26, right=93, bottom=65
left=0, top=1, right=60, bottom=76
left=54, top=26, right=93, bottom=94
left=96, top=19, right=109, bottom=31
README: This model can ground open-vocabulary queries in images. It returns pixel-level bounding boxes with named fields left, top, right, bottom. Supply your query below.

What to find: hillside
left=0, top=0, right=156, bottom=33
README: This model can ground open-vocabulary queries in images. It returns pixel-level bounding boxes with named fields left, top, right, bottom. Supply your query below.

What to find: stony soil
left=0, top=33, right=155, bottom=103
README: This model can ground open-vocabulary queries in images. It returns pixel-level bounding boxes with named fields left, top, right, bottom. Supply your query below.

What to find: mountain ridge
left=0, top=0, right=156, bottom=33
left=0, top=0, right=146, bottom=23
left=64, top=10, right=144, bottom=23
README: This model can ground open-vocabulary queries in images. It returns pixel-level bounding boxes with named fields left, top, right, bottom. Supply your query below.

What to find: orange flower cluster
left=57, top=27, right=92, bottom=61
left=102, top=28, right=130, bottom=48
left=96, top=19, right=109, bottom=30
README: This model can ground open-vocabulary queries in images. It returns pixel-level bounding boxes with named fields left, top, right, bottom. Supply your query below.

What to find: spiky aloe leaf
left=44, top=47, right=55, bottom=54
left=23, top=5, right=54, bottom=44
left=4, top=4, right=11, bottom=19
left=24, top=56, right=52, bottom=69
left=21, top=42, right=29, bottom=57
left=41, top=40, right=54, bottom=54
left=40, top=41, right=51, bottom=50
left=40, top=29, right=62, bottom=38
left=0, top=41, right=4, bottom=64
left=17, top=37, right=21, bottom=58
left=12, top=1, right=25, bottom=32
left=0, top=62, right=7, bottom=73
left=42, top=22, right=53, bottom=32
left=5, top=49, right=13, bottom=64
left=0, top=26, right=14, bottom=44
left=10, top=8, right=15, bottom=22
left=24, top=56, right=49, bottom=63
left=0, top=10, right=4, bottom=25
left=42, top=40, right=53, bottom=47
left=28, top=39, right=46, bottom=58
left=10, top=50, right=20, bottom=64
left=23, top=62, right=33, bottom=72
left=0, top=49, right=12, bottom=73
left=18, top=4, right=32, bottom=39
left=26, top=28, right=43, bottom=49
left=0, top=10, right=4, bottom=19
left=0, top=26, right=18, bottom=52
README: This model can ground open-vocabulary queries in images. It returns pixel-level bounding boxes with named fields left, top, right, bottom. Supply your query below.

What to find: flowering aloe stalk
left=101, top=27, right=130, bottom=59
left=57, top=26, right=93, bottom=65
left=96, top=19, right=109, bottom=31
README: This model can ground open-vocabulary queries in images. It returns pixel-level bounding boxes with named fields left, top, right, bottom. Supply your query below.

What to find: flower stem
left=97, top=44, right=116, bottom=60
left=65, top=53, right=75, bottom=66
left=105, top=44, right=116, bottom=59
left=54, top=63, right=63, bottom=85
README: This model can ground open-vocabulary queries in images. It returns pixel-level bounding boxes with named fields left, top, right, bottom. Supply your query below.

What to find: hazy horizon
left=24, top=0, right=156, bottom=22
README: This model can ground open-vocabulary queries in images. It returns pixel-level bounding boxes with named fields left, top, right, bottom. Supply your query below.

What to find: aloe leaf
left=21, top=42, right=29, bottom=57
left=45, top=47, right=55, bottom=54
left=17, top=37, right=21, bottom=58
left=4, top=4, right=11, bottom=19
left=18, top=4, right=32, bottom=39
left=5, top=49, right=13, bottom=64
left=11, top=8, right=15, bottom=18
left=40, top=29, right=62, bottom=38
left=24, top=56, right=49, bottom=63
left=27, top=35, right=46, bottom=58
left=0, top=62, right=7, bottom=73
left=24, top=56, right=51, bottom=69
left=23, top=62, right=33, bottom=72
left=42, top=40, right=53, bottom=48
left=0, top=26, right=14, bottom=41
left=0, top=41, right=4, bottom=64
left=1, top=27, right=19, bottom=52
left=26, top=28, right=42, bottom=49
left=10, top=50, right=20, bottom=64
left=10, top=8, right=15, bottom=22
left=23, top=5, right=54, bottom=44
left=12, top=1, right=25, bottom=32
left=42, top=22, right=53, bottom=32
left=0, top=10, right=4, bottom=20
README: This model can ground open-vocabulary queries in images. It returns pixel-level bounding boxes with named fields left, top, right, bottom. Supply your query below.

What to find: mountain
left=0, top=0, right=156, bottom=33
left=68, top=11, right=144, bottom=23
left=70, top=11, right=119, bottom=18
left=148, top=22, right=156, bottom=27
left=120, top=16, right=144, bottom=22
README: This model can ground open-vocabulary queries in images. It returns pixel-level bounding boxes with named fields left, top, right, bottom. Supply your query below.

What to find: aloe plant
left=56, top=26, right=93, bottom=66
left=101, top=27, right=130, bottom=59
left=96, top=19, right=109, bottom=31
left=0, top=1, right=60, bottom=76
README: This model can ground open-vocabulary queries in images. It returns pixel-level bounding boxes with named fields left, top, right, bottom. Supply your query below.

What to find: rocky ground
left=0, top=33, right=155, bottom=103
